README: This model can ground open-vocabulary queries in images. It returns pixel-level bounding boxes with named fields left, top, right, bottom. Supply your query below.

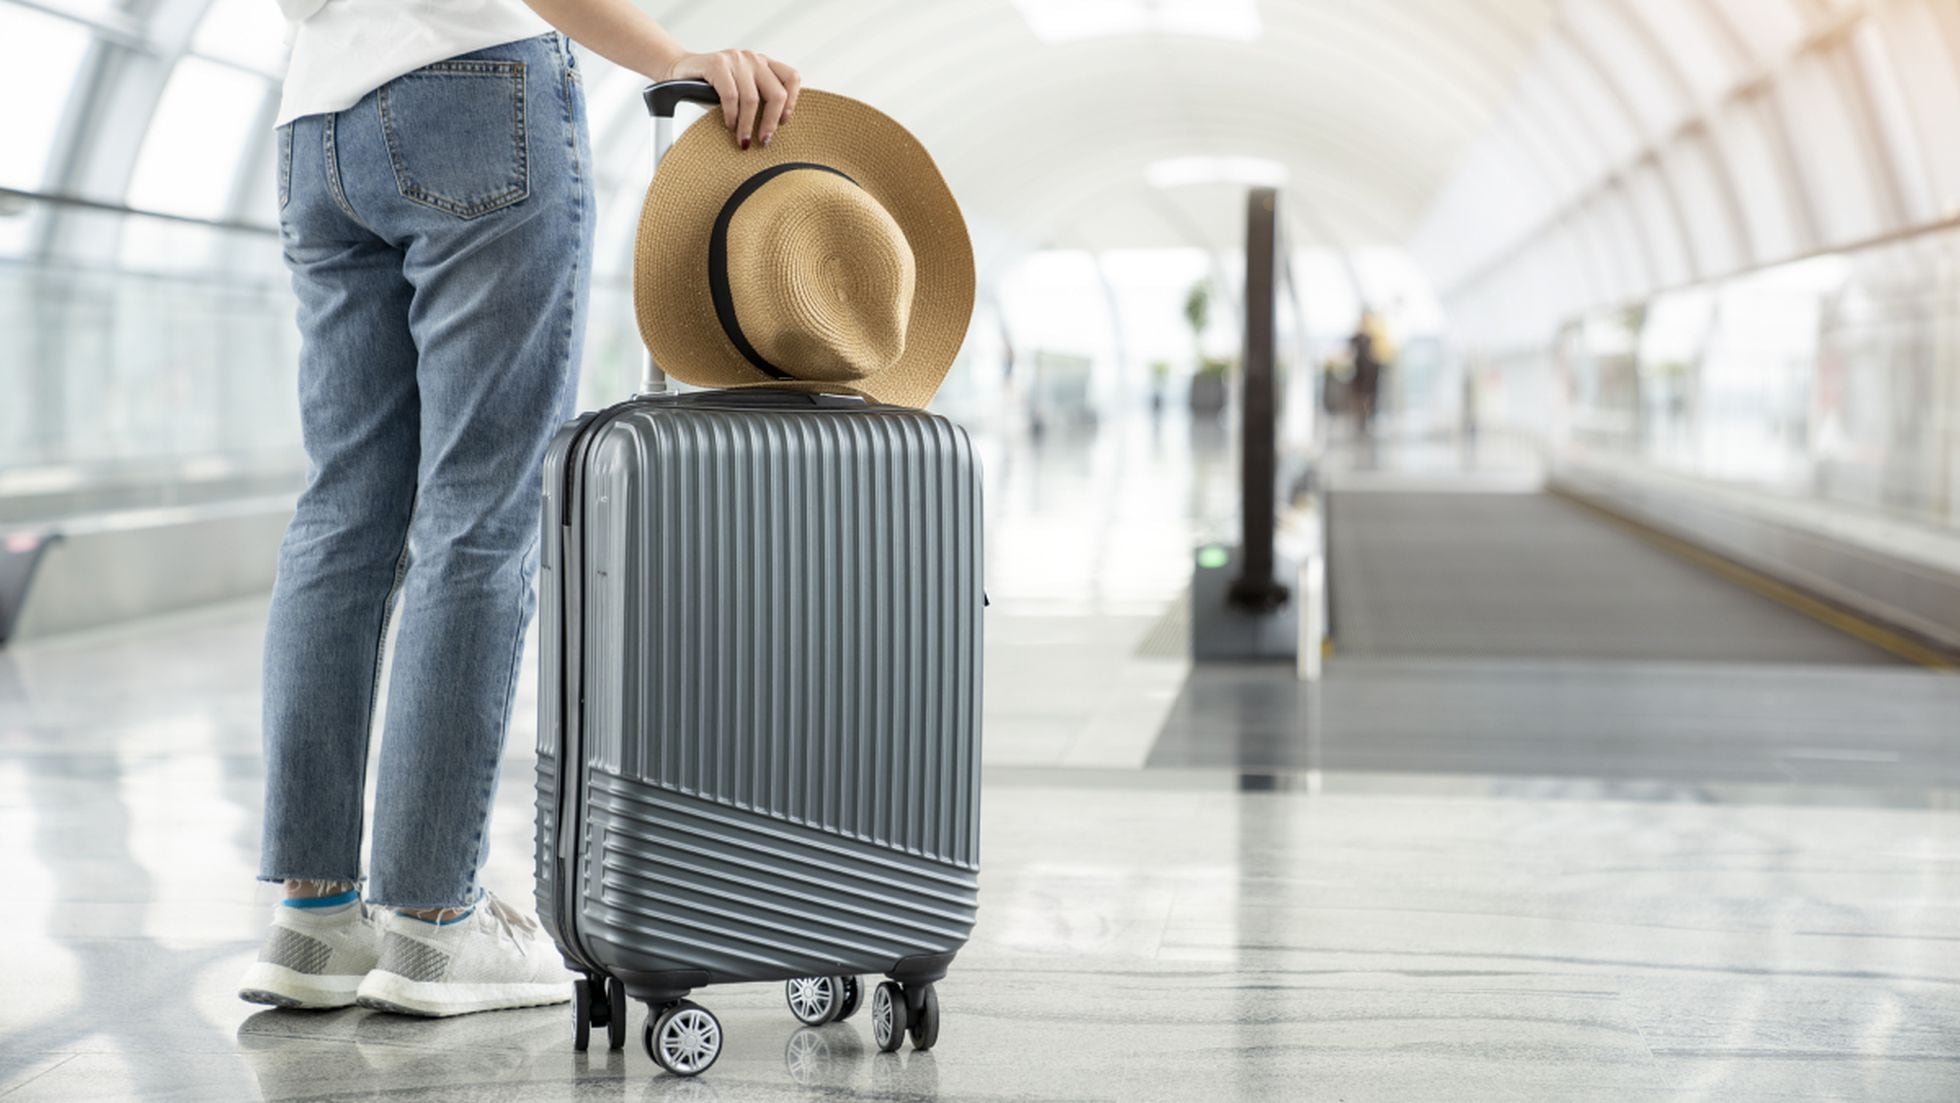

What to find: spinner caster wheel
left=644, top=1000, right=722, bottom=1077
left=605, top=975, right=628, bottom=1051
left=785, top=976, right=843, bottom=1026
left=906, top=983, right=940, bottom=1051
left=834, top=975, right=863, bottom=1022
left=572, top=976, right=599, bottom=1052
left=574, top=975, right=630, bottom=1052
left=871, top=981, right=908, bottom=1053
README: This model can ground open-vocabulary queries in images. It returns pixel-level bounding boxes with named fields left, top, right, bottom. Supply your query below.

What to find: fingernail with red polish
left=740, top=137, right=750, bottom=150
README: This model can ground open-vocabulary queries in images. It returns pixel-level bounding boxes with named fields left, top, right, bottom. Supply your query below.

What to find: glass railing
left=0, top=192, right=653, bottom=524
left=2, top=191, right=298, bottom=522
left=1552, top=220, right=1960, bottom=532
left=0, top=260, right=301, bottom=472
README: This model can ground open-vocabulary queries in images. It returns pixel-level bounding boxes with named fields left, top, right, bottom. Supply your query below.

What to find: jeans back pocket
left=378, top=59, right=529, bottom=219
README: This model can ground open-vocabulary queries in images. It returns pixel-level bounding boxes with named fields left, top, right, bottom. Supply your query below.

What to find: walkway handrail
left=0, top=186, right=280, bottom=238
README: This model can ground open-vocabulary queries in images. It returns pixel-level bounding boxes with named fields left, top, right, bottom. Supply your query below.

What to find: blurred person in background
left=239, top=0, right=797, bottom=1018
left=1348, top=308, right=1394, bottom=435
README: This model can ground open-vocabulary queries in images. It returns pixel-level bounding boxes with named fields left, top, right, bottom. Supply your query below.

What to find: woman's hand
left=658, top=49, right=801, bottom=149
left=519, top=2, right=800, bottom=149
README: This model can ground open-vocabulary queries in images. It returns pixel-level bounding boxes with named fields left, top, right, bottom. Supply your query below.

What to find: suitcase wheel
left=785, top=975, right=861, bottom=1025
left=606, top=976, right=628, bottom=1050
left=834, top=976, right=864, bottom=1022
left=785, top=976, right=840, bottom=1025
left=645, top=999, right=722, bottom=1077
left=871, top=981, right=908, bottom=1053
left=572, top=977, right=595, bottom=1052
left=906, top=983, right=940, bottom=1051
left=873, top=980, right=939, bottom=1054
left=572, top=975, right=629, bottom=1052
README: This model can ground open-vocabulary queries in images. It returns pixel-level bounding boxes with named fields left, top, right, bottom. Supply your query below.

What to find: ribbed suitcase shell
left=535, top=393, right=983, bottom=995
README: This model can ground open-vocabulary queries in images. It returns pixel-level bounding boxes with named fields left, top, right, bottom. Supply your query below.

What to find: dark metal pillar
left=1192, top=187, right=1298, bottom=663
left=1229, top=187, right=1289, bottom=612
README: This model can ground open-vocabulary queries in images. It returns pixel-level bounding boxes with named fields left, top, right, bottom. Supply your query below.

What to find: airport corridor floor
left=2, top=595, right=1957, bottom=1102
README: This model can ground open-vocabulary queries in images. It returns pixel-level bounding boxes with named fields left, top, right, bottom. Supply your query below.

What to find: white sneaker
left=239, top=895, right=381, bottom=1009
left=355, top=891, right=575, bottom=1017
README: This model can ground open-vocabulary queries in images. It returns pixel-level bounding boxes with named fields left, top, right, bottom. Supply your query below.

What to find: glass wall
left=1426, top=0, right=1960, bottom=537
left=1555, top=224, right=1960, bottom=530
left=0, top=6, right=92, bottom=194
left=0, top=200, right=299, bottom=501
left=0, top=0, right=299, bottom=519
left=0, top=197, right=648, bottom=516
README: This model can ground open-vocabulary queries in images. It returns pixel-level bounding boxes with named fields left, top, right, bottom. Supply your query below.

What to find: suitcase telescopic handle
left=642, top=79, right=720, bottom=118
left=642, top=80, right=720, bottom=169
left=635, top=80, right=721, bottom=397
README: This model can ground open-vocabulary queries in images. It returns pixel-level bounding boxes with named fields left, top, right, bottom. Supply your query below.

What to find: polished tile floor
left=3, top=420, right=1958, bottom=1101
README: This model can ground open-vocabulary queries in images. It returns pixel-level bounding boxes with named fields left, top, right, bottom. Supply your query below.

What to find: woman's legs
left=250, top=32, right=588, bottom=1014
left=258, top=112, right=422, bottom=891
left=318, top=32, right=594, bottom=909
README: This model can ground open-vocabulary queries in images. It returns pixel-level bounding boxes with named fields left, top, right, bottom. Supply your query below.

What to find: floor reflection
left=236, top=1005, right=573, bottom=1100
left=224, top=1003, right=953, bottom=1101
left=781, top=1025, right=941, bottom=1093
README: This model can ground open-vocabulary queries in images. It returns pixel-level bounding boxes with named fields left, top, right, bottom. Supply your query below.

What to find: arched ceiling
left=26, top=0, right=1949, bottom=347
left=578, top=0, right=1559, bottom=268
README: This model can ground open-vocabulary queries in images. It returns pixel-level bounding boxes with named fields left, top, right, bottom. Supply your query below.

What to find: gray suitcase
left=534, top=81, right=984, bottom=1076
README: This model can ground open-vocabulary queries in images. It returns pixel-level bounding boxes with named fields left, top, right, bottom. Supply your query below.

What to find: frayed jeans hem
left=258, top=872, right=364, bottom=886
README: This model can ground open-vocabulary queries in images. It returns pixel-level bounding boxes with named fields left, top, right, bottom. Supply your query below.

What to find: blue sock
left=282, top=888, right=359, bottom=914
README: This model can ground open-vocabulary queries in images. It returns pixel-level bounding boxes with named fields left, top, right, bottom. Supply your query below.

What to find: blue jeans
left=259, top=32, right=593, bottom=908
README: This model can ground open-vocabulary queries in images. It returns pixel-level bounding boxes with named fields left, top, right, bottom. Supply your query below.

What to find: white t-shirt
left=274, top=0, right=552, bottom=126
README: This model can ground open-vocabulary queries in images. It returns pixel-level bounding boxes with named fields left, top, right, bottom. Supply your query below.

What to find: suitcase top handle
left=644, top=79, right=721, bottom=119
left=650, top=389, right=871, bottom=410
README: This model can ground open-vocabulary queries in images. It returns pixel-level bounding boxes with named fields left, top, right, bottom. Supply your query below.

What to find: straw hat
left=633, top=90, right=975, bottom=409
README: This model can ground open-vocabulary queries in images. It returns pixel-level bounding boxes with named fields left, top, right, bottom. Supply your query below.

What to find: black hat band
left=706, top=161, right=862, bottom=381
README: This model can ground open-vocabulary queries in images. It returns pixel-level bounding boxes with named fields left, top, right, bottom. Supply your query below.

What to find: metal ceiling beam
left=35, top=0, right=222, bottom=265
left=1551, top=16, right=1702, bottom=284
left=1686, top=0, right=1824, bottom=251
left=1437, top=0, right=1914, bottom=304
left=1606, top=0, right=1755, bottom=267
left=1829, top=11, right=1913, bottom=227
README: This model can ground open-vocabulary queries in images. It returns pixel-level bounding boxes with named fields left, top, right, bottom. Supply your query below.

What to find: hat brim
left=633, top=90, right=975, bottom=410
